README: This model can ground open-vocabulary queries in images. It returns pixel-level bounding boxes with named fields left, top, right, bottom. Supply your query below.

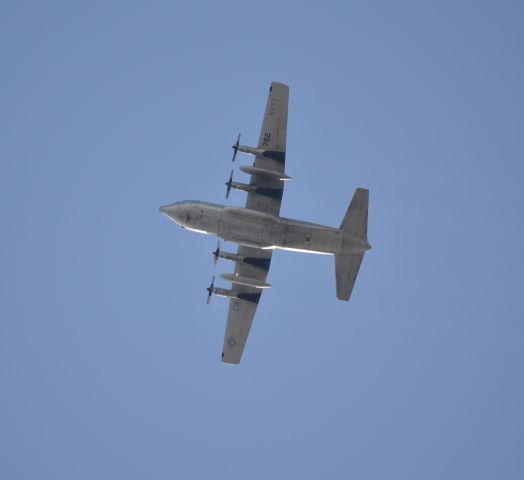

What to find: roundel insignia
left=228, top=336, right=237, bottom=348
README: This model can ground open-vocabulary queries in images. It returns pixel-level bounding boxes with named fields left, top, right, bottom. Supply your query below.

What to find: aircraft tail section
left=335, top=188, right=370, bottom=301
left=339, top=188, right=368, bottom=238
left=335, top=253, right=364, bottom=301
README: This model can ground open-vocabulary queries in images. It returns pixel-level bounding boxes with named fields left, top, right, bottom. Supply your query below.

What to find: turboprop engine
left=212, top=242, right=272, bottom=270
left=206, top=275, right=262, bottom=304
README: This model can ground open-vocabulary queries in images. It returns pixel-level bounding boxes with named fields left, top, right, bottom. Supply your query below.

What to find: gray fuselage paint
left=161, top=201, right=368, bottom=255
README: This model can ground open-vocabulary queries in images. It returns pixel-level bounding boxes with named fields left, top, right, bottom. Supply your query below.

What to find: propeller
left=225, top=169, right=233, bottom=199
left=231, top=133, right=240, bottom=162
left=206, top=275, right=215, bottom=304
left=212, top=241, right=221, bottom=267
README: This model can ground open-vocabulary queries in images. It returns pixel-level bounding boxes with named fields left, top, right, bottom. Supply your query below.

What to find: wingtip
left=270, top=81, right=289, bottom=90
left=221, top=352, right=241, bottom=365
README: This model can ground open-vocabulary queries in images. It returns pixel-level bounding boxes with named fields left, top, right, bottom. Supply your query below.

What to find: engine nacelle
left=218, top=250, right=242, bottom=262
left=237, top=145, right=286, bottom=163
left=212, top=286, right=261, bottom=304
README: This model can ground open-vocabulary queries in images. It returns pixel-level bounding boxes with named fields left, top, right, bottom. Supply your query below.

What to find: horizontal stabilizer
left=334, top=253, right=364, bottom=301
left=334, top=188, right=370, bottom=301
left=340, top=188, right=368, bottom=239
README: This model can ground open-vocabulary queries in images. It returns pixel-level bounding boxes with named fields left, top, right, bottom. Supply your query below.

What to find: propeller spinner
left=206, top=275, right=215, bottom=304
left=212, top=242, right=221, bottom=267
left=231, top=133, right=240, bottom=162
left=225, top=169, right=234, bottom=199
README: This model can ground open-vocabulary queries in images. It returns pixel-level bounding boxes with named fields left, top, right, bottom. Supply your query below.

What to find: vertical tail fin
left=339, top=188, right=368, bottom=238
left=335, top=188, right=370, bottom=301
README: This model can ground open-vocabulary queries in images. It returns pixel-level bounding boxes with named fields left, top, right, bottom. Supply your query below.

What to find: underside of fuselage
left=159, top=201, right=370, bottom=255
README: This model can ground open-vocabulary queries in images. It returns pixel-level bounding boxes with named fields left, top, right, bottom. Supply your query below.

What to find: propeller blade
left=225, top=169, right=233, bottom=199
left=206, top=275, right=215, bottom=304
left=231, top=133, right=240, bottom=162
left=212, top=241, right=221, bottom=267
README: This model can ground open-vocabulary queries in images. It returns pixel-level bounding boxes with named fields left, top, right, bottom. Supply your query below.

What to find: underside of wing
left=255, top=81, right=288, bottom=171
left=221, top=82, right=287, bottom=363
left=244, top=82, right=289, bottom=216
left=221, top=246, right=272, bottom=364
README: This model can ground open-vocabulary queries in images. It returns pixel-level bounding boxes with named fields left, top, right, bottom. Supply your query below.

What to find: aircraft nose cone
left=159, top=203, right=180, bottom=221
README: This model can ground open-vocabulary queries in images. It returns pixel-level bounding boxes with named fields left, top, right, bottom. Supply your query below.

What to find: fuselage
left=159, top=201, right=370, bottom=255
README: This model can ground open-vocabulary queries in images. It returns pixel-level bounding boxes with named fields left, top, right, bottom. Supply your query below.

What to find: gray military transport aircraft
left=160, top=81, right=371, bottom=364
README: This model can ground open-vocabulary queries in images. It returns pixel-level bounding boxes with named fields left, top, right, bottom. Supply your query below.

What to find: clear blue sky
left=1, top=1, right=523, bottom=479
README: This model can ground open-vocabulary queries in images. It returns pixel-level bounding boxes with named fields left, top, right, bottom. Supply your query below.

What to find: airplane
left=159, top=81, right=371, bottom=364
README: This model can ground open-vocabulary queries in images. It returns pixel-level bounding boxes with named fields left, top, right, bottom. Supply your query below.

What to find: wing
left=221, top=82, right=288, bottom=364
left=221, top=246, right=272, bottom=364
left=245, top=81, right=289, bottom=216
